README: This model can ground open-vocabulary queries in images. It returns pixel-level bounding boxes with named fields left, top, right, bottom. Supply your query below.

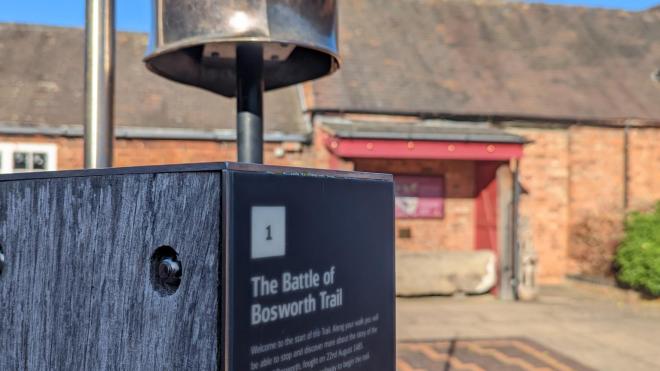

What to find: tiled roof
left=0, top=23, right=307, bottom=137
left=310, top=0, right=660, bottom=121
left=321, top=117, right=526, bottom=143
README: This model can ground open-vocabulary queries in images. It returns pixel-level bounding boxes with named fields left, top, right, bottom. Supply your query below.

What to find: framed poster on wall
left=394, top=176, right=445, bottom=219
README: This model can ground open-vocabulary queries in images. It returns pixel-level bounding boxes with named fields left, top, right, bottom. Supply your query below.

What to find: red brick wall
left=0, top=135, right=85, bottom=169
left=569, top=126, right=625, bottom=216
left=628, top=127, right=660, bottom=210
left=509, top=124, right=660, bottom=282
left=353, top=159, right=476, bottom=252
left=565, top=125, right=660, bottom=276
left=566, top=126, right=625, bottom=275
left=508, top=127, right=571, bottom=284
left=314, top=124, right=354, bottom=171
left=2, top=121, right=658, bottom=284
left=0, top=135, right=318, bottom=170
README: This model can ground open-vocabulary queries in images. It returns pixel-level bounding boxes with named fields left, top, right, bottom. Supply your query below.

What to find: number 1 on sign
left=251, top=206, right=285, bottom=259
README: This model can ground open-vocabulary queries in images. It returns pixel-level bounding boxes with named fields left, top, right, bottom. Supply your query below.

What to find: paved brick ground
left=397, top=338, right=594, bottom=371
left=397, top=282, right=660, bottom=370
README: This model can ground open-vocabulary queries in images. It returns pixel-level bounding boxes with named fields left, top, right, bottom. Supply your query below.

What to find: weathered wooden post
left=0, top=164, right=394, bottom=369
left=0, top=2, right=395, bottom=371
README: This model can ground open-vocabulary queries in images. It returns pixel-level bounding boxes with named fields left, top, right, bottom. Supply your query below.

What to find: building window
left=0, top=143, right=57, bottom=174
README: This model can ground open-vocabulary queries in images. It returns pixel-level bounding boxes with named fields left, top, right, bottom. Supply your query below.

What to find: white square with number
left=251, top=206, right=286, bottom=259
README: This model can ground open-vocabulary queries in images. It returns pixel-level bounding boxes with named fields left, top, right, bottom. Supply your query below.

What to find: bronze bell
left=144, top=0, right=340, bottom=97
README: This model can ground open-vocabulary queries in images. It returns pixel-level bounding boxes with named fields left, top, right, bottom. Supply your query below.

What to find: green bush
left=616, top=203, right=660, bottom=296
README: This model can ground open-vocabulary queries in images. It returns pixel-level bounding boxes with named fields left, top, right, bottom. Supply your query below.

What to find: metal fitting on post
left=150, top=246, right=183, bottom=296
left=0, top=249, right=5, bottom=276
left=158, top=257, right=181, bottom=284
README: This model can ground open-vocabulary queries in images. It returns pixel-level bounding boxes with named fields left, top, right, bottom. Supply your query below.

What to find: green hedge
left=616, top=203, right=660, bottom=296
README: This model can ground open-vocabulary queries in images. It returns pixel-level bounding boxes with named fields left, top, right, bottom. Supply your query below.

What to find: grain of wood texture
left=0, top=172, right=222, bottom=370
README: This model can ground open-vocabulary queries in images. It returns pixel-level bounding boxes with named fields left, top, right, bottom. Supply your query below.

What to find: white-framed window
left=0, top=143, right=57, bottom=174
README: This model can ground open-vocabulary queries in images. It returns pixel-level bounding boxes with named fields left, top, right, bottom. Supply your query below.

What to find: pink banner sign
left=394, top=176, right=445, bottom=219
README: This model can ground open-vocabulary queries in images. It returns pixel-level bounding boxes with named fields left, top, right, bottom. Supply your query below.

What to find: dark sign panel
left=226, top=171, right=395, bottom=371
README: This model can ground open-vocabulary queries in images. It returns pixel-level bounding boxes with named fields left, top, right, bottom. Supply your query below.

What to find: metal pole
left=84, top=0, right=115, bottom=168
left=623, top=122, right=630, bottom=211
left=236, top=44, right=264, bottom=164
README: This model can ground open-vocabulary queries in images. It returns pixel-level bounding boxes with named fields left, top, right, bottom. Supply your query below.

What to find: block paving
left=397, top=338, right=594, bottom=371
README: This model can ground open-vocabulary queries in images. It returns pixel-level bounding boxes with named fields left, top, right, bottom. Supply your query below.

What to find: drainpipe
left=623, top=122, right=630, bottom=212
left=511, top=159, right=521, bottom=300
left=497, top=164, right=515, bottom=300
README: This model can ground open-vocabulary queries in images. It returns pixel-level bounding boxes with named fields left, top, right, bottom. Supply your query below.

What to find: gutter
left=323, top=127, right=527, bottom=144
left=306, top=108, right=660, bottom=128
left=319, top=116, right=529, bottom=144
left=0, top=124, right=310, bottom=143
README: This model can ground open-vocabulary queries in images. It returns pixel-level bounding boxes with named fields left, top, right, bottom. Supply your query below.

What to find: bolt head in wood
left=158, top=257, right=181, bottom=283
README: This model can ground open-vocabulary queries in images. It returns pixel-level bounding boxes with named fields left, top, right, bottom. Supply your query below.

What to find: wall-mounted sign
left=394, top=176, right=444, bottom=219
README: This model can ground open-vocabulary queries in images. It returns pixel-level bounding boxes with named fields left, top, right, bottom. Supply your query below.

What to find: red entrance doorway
left=475, top=161, right=504, bottom=253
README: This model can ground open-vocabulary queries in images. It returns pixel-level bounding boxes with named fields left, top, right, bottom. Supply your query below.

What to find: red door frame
left=474, top=161, right=505, bottom=293
left=475, top=162, right=502, bottom=253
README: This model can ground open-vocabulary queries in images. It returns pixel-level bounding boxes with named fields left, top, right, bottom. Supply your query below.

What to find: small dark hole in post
left=150, top=246, right=182, bottom=296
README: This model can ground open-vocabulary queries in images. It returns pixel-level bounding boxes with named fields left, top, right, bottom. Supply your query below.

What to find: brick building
left=1, top=0, right=659, bottom=287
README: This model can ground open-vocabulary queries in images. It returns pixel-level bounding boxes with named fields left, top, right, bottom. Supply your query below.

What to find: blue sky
left=0, top=0, right=657, bottom=32
left=0, top=0, right=151, bottom=32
